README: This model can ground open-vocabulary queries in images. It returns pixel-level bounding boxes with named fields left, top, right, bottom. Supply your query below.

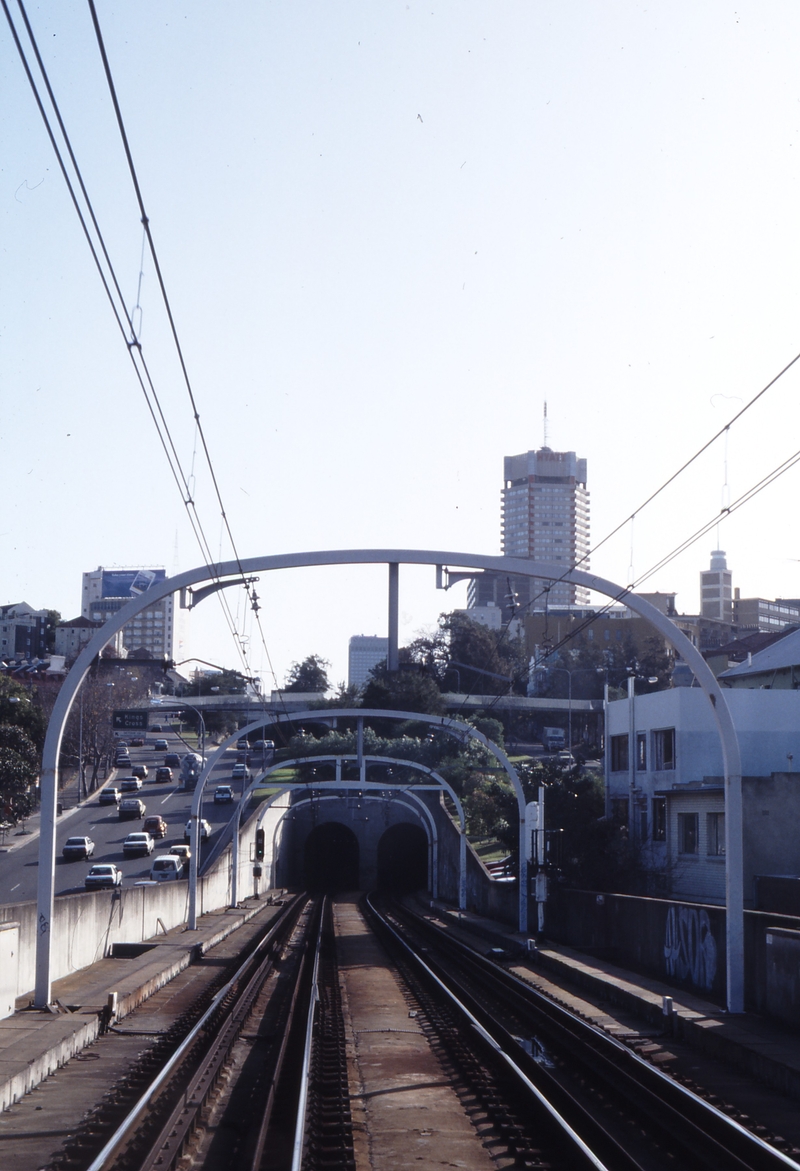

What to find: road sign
left=112, top=710, right=149, bottom=731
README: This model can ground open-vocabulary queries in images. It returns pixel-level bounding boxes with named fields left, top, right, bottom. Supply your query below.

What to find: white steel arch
left=249, top=790, right=438, bottom=899
left=225, top=754, right=465, bottom=908
left=35, top=549, right=743, bottom=1013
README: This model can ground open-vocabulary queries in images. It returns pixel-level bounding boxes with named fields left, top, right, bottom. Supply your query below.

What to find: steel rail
left=290, top=897, right=325, bottom=1171
left=390, top=901, right=800, bottom=1171
left=365, top=893, right=612, bottom=1171
left=84, top=896, right=305, bottom=1171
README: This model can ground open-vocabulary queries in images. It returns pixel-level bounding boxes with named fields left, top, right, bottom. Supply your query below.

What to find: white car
left=184, top=818, right=212, bottom=842
left=150, top=855, right=183, bottom=882
left=85, top=864, right=122, bottom=890
left=122, top=832, right=155, bottom=856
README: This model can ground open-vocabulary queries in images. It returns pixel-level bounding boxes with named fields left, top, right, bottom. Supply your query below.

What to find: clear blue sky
left=3, top=1, right=800, bottom=687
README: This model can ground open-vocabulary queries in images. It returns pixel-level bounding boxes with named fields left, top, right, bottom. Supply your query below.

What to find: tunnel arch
left=303, top=821, right=360, bottom=891
left=377, top=822, right=428, bottom=893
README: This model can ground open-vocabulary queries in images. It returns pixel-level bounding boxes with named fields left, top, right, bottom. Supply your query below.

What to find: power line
left=5, top=0, right=277, bottom=706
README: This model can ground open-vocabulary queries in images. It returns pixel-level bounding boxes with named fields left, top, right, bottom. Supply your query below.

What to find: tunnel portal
left=303, top=822, right=360, bottom=891
left=377, top=822, right=428, bottom=893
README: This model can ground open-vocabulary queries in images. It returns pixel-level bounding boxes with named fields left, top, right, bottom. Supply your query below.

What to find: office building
left=470, top=445, right=590, bottom=618
left=700, top=550, right=733, bottom=622
left=0, top=603, right=50, bottom=662
left=348, top=636, right=389, bottom=689
left=82, top=567, right=175, bottom=659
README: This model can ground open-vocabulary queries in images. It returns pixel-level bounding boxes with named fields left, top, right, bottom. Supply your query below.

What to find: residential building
left=718, top=626, right=800, bottom=690
left=469, top=445, right=590, bottom=619
left=0, top=603, right=50, bottom=662
left=55, top=616, right=125, bottom=664
left=348, top=636, right=389, bottom=689
left=605, top=686, right=800, bottom=904
left=82, top=567, right=175, bottom=659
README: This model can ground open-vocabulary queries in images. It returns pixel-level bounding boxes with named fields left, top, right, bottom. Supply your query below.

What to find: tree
left=284, top=655, right=330, bottom=693
left=406, top=612, right=528, bottom=695
left=0, top=730, right=38, bottom=824
left=360, top=664, right=444, bottom=716
left=61, top=668, right=149, bottom=793
left=45, top=610, right=61, bottom=654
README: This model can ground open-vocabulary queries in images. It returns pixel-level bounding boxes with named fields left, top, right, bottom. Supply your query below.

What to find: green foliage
left=0, top=725, right=38, bottom=771
left=284, top=655, right=330, bottom=693
left=406, top=612, right=528, bottom=695
left=0, top=742, right=37, bottom=823
left=186, top=669, right=248, bottom=696
left=45, top=610, right=61, bottom=654
left=0, top=678, right=46, bottom=750
left=360, top=666, right=444, bottom=716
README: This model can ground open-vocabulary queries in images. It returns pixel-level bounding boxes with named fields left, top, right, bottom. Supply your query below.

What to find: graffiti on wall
left=664, top=904, right=718, bottom=991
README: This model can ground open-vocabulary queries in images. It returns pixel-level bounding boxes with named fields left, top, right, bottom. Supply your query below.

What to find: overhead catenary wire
left=85, top=0, right=286, bottom=712
left=5, top=0, right=280, bottom=708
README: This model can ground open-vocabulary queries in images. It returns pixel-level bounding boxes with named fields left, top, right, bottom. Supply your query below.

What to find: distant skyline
left=3, top=2, right=800, bottom=686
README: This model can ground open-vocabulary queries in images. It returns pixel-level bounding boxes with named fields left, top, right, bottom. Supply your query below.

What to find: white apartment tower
left=82, top=567, right=175, bottom=659
left=700, top=550, right=733, bottom=623
left=501, top=447, right=590, bottom=608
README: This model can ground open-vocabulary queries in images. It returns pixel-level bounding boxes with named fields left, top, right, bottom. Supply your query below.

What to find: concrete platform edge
left=0, top=898, right=267, bottom=1112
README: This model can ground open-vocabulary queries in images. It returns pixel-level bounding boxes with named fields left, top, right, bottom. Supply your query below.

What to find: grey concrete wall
left=0, top=812, right=265, bottom=1000
left=765, top=927, right=800, bottom=1025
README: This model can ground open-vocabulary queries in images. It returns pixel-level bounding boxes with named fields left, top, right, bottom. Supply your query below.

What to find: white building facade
left=82, top=567, right=175, bottom=659
left=605, top=687, right=800, bottom=905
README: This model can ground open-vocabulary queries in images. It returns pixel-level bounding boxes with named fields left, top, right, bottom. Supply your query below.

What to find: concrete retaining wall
left=0, top=809, right=264, bottom=1000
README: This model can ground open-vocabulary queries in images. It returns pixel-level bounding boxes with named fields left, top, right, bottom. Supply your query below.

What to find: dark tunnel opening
left=377, top=822, right=428, bottom=894
left=303, top=822, right=360, bottom=891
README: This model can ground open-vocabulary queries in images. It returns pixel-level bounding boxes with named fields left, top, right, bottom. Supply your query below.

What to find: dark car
left=131, top=764, right=148, bottom=780
left=153, top=738, right=168, bottom=751
left=214, top=785, right=234, bottom=804
left=143, top=815, right=168, bottom=838
left=62, top=836, right=94, bottom=861
left=164, top=753, right=181, bottom=769
left=130, top=737, right=145, bottom=747
left=155, top=766, right=173, bottom=783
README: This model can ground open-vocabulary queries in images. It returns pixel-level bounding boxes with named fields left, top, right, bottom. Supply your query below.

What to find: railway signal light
left=255, top=828, right=265, bottom=861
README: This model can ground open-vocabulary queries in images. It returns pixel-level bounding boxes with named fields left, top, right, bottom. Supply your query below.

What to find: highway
left=0, top=728, right=244, bottom=905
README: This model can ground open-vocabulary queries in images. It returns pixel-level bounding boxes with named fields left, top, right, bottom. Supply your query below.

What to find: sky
left=3, top=1, right=800, bottom=689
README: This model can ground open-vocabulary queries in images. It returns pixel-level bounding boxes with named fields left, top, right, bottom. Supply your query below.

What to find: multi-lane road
left=0, top=729, right=243, bottom=905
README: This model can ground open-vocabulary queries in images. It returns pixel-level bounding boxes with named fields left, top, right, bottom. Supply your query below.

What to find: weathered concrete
left=0, top=897, right=271, bottom=1111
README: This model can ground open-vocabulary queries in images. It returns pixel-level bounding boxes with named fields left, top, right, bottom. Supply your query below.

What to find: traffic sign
left=112, top=710, right=149, bottom=731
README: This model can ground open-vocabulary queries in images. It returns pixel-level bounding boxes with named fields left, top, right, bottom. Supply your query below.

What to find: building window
left=653, top=728, right=675, bottom=770
left=610, top=734, right=629, bottom=772
left=611, top=798, right=628, bottom=826
left=707, top=812, right=725, bottom=856
left=652, top=797, right=666, bottom=841
left=636, top=732, right=647, bottom=771
left=678, top=812, right=699, bottom=854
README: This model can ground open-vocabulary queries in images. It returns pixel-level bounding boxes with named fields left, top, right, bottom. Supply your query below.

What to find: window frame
left=677, top=811, right=699, bottom=855
left=652, top=797, right=667, bottom=841
left=610, top=734, right=629, bottom=772
left=652, top=727, right=676, bottom=771
left=706, top=811, right=725, bottom=856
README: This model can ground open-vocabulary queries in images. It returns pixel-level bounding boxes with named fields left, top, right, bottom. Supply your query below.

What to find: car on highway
left=122, top=832, right=154, bottom=856
left=150, top=724, right=163, bottom=732
left=184, top=818, right=212, bottom=842
left=119, top=797, right=146, bottom=820
left=120, top=777, right=143, bottom=793
left=153, top=738, right=168, bottom=751
left=114, top=753, right=131, bottom=768
left=253, top=740, right=275, bottom=753
left=164, top=753, right=181, bottom=769
left=169, top=843, right=191, bottom=864
left=131, top=764, right=148, bottom=780
left=62, top=836, right=94, bottom=861
left=150, top=855, right=183, bottom=882
left=143, top=815, right=168, bottom=838
left=98, top=787, right=121, bottom=806
left=214, top=785, right=234, bottom=804
left=130, top=737, right=145, bottom=747
left=236, top=737, right=249, bottom=751
left=231, top=763, right=248, bottom=781
left=85, top=863, right=122, bottom=890
left=155, top=766, right=173, bottom=783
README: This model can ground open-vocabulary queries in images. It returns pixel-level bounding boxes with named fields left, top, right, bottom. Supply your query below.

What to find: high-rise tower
left=468, top=445, right=590, bottom=618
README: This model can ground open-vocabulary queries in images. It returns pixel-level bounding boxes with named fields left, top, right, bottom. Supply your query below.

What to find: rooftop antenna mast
left=543, top=400, right=549, bottom=448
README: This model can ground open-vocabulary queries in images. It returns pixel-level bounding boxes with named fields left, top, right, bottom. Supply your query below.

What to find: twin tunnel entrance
left=302, top=822, right=428, bottom=893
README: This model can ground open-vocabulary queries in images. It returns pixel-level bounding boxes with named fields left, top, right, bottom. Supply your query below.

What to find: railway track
left=369, top=894, right=800, bottom=1171
left=53, top=893, right=800, bottom=1171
